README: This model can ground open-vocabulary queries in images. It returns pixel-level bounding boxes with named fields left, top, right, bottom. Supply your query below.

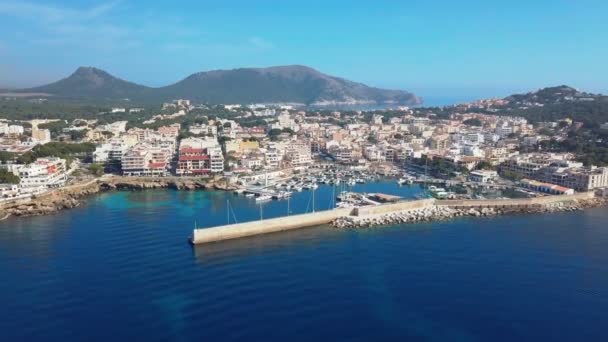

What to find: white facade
left=19, top=158, right=67, bottom=189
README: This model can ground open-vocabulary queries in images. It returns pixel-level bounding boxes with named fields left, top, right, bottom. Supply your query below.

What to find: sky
left=1, top=0, right=607, bottom=102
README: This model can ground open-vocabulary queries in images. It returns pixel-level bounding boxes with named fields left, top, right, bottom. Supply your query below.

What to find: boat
left=255, top=195, right=272, bottom=202
left=245, top=193, right=255, bottom=198
left=397, top=177, right=413, bottom=185
left=356, top=178, right=365, bottom=184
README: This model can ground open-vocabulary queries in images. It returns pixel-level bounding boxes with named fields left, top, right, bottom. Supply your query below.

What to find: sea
left=1, top=180, right=607, bottom=341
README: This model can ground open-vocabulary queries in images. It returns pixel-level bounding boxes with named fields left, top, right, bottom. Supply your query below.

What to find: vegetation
left=0, top=151, right=16, bottom=163
left=16, top=142, right=96, bottom=166
left=0, top=169, right=19, bottom=184
left=500, top=170, right=523, bottom=181
left=475, top=161, right=496, bottom=170
left=39, top=121, right=68, bottom=135
left=411, top=156, right=468, bottom=178
left=463, top=118, right=482, bottom=126
left=526, top=129, right=608, bottom=166
left=89, top=163, right=104, bottom=177
left=69, top=129, right=88, bottom=141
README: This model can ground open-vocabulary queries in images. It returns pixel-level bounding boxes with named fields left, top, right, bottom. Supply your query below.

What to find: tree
left=69, top=129, right=88, bottom=141
left=476, top=161, right=496, bottom=170
left=0, top=169, right=19, bottom=184
left=394, top=133, right=403, bottom=140
left=367, top=135, right=378, bottom=144
left=500, top=170, right=523, bottom=181
left=218, top=136, right=232, bottom=144
left=17, top=152, right=36, bottom=164
left=0, top=151, right=15, bottom=163
left=268, top=128, right=283, bottom=141
left=101, top=131, right=114, bottom=138
left=89, top=163, right=104, bottom=177
left=463, top=118, right=482, bottom=127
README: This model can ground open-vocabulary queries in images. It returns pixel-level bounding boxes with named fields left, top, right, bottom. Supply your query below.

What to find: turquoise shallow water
left=1, top=181, right=608, bottom=341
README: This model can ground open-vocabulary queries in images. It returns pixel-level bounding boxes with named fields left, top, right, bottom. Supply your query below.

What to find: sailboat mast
left=312, top=186, right=315, bottom=213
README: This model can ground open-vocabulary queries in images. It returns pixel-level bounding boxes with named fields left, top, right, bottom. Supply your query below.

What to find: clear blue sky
left=1, top=0, right=607, bottom=102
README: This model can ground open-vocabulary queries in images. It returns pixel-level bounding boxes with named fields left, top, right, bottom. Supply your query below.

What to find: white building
left=469, top=170, right=498, bottom=183
left=0, top=125, right=25, bottom=135
left=19, top=158, right=67, bottom=189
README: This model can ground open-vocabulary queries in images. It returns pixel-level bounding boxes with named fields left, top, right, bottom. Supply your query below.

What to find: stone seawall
left=334, top=192, right=602, bottom=229
left=435, top=192, right=596, bottom=208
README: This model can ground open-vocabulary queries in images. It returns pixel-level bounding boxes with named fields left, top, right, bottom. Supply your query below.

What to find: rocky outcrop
left=98, top=177, right=239, bottom=191
left=0, top=176, right=239, bottom=220
left=0, top=181, right=101, bottom=218
left=100, top=179, right=207, bottom=191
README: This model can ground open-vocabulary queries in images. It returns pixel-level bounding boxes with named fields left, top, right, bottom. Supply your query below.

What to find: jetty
left=190, top=192, right=599, bottom=244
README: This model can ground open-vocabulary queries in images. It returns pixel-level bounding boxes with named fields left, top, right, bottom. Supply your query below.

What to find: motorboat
left=256, top=195, right=272, bottom=202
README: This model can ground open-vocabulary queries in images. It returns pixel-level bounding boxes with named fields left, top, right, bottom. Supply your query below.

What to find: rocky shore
left=332, top=198, right=606, bottom=229
left=0, top=176, right=240, bottom=219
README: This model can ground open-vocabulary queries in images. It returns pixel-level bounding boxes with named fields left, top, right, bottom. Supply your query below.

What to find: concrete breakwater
left=192, top=192, right=602, bottom=244
left=191, top=208, right=352, bottom=244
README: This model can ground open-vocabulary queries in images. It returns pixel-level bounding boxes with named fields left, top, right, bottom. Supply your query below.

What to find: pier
left=191, top=208, right=352, bottom=244
left=191, top=192, right=597, bottom=244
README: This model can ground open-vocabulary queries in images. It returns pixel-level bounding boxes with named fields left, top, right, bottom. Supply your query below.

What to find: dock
left=191, top=208, right=352, bottom=244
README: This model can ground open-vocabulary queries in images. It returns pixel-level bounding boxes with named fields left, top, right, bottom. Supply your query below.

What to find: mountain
left=24, top=67, right=151, bottom=100
left=21, top=65, right=421, bottom=106
left=493, top=86, right=608, bottom=125
left=504, top=85, right=602, bottom=105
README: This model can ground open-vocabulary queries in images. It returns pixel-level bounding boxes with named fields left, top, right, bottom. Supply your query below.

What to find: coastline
left=2, top=175, right=606, bottom=232
left=0, top=176, right=239, bottom=220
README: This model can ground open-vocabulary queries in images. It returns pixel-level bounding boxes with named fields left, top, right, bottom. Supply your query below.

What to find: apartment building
left=176, top=137, right=224, bottom=175
left=121, top=144, right=170, bottom=177
left=499, top=153, right=608, bottom=191
left=19, top=157, right=67, bottom=189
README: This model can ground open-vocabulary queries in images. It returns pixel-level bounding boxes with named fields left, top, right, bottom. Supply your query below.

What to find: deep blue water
left=1, top=181, right=608, bottom=341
